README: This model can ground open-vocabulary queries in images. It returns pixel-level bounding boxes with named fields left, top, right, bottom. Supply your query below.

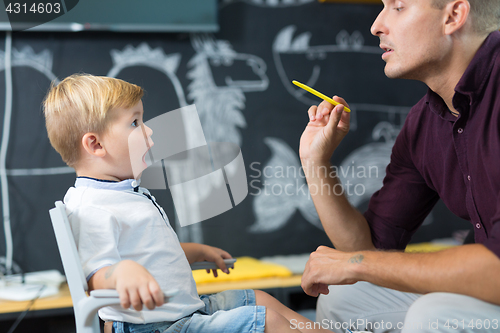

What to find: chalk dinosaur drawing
left=187, top=34, right=268, bottom=145
left=0, top=45, right=65, bottom=274
left=220, top=0, right=314, bottom=9
left=108, top=43, right=186, bottom=106
left=273, top=25, right=415, bottom=131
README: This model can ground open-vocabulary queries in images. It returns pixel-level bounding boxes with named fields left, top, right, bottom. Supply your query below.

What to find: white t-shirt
left=64, top=177, right=204, bottom=323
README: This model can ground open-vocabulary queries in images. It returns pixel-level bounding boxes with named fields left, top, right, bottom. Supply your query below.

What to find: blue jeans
left=113, top=289, right=266, bottom=333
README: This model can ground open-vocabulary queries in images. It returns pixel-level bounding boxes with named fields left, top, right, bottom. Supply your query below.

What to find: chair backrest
left=49, top=201, right=89, bottom=305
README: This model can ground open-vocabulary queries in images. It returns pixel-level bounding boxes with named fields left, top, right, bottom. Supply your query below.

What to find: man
left=299, top=0, right=500, bottom=332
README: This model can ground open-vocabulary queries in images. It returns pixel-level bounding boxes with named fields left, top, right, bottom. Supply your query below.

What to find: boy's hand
left=89, top=260, right=164, bottom=311
left=182, top=243, right=233, bottom=277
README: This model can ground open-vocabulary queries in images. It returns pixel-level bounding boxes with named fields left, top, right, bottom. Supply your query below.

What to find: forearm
left=301, top=159, right=374, bottom=251
left=88, top=261, right=122, bottom=290
left=355, top=244, right=500, bottom=304
left=181, top=243, right=203, bottom=264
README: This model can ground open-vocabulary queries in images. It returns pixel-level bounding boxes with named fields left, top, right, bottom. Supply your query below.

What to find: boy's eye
left=132, top=120, right=138, bottom=127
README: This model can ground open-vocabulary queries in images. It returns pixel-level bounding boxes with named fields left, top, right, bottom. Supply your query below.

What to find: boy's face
left=371, top=0, right=450, bottom=81
left=101, top=100, right=154, bottom=181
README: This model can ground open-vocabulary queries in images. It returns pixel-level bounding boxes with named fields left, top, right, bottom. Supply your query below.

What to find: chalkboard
left=0, top=0, right=471, bottom=274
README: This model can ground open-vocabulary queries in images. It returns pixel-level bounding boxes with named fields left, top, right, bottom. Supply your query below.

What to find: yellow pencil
left=292, top=80, right=351, bottom=113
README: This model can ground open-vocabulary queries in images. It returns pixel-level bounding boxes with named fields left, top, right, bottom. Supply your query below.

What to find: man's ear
left=82, top=133, right=106, bottom=157
left=443, top=0, right=470, bottom=35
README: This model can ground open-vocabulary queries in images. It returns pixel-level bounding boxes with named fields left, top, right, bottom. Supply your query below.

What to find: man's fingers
left=318, top=283, right=330, bottom=295
left=325, top=104, right=344, bottom=134
left=332, top=95, right=350, bottom=109
left=308, top=105, right=318, bottom=121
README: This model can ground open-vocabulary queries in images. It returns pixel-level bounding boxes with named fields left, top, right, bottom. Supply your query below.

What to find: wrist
left=300, top=159, right=335, bottom=179
left=347, top=252, right=370, bottom=283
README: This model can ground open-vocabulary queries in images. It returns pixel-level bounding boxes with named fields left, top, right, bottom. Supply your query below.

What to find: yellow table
left=0, top=274, right=304, bottom=317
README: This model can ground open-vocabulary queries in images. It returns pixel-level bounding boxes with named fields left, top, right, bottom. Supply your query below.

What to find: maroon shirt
left=364, top=31, right=500, bottom=258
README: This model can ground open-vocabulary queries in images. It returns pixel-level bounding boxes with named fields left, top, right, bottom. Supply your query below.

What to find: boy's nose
left=144, top=124, right=153, bottom=137
left=143, top=124, right=154, bottom=147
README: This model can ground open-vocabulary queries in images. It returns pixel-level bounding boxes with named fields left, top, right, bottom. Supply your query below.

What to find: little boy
left=44, top=74, right=331, bottom=333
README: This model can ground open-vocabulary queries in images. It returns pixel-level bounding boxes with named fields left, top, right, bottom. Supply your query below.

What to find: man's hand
left=301, top=246, right=362, bottom=297
left=181, top=243, right=233, bottom=277
left=299, top=97, right=351, bottom=164
left=89, top=260, right=164, bottom=311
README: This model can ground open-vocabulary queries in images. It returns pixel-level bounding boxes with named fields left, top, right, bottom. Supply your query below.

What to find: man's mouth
left=380, top=45, right=394, bottom=59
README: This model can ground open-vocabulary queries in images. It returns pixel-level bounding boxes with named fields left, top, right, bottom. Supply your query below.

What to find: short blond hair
left=43, top=74, right=144, bottom=167
left=432, top=0, right=500, bottom=34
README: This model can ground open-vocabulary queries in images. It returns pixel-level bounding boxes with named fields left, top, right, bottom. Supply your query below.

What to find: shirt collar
left=75, top=177, right=140, bottom=191
left=425, top=31, right=500, bottom=118
left=454, top=31, right=500, bottom=103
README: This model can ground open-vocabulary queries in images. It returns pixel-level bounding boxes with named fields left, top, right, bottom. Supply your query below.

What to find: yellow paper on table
left=192, top=257, right=293, bottom=284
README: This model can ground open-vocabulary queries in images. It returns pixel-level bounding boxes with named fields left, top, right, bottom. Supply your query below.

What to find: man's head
left=43, top=74, right=144, bottom=168
left=432, top=0, right=500, bottom=34
left=371, top=0, right=500, bottom=81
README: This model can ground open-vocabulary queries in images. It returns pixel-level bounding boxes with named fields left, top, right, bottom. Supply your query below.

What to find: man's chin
left=385, top=67, right=410, bottom=80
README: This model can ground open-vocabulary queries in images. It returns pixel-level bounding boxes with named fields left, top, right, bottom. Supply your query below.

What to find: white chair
left=49, top=201, right=176, bottom=333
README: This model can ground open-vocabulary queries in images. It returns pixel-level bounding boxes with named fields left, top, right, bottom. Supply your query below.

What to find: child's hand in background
left=182, top=243, right=233, bottom=277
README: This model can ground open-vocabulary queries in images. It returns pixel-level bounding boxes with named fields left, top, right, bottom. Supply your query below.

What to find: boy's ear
left=82, top=133, right=106, bottom=158
left=443, top=0, right=470, bottom=35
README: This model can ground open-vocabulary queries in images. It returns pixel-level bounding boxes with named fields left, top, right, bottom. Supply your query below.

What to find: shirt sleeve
left=68, top=206, right=121, bottom=281
left=482, top=192, right=500, bottom=258
left=363, top=118, right=439, bottom=250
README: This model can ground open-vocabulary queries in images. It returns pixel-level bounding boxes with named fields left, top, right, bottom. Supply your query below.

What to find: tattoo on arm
left=348, top=254, right=364, bottom=264
left=105, top=264, right=117, bottom=280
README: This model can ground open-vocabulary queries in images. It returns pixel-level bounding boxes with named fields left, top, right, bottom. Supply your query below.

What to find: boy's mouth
left=142, top=141, right=154, bottom=165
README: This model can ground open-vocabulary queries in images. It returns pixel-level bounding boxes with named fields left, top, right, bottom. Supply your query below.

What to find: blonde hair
left=432, top=0, right=500, bottom=34
left=43, top=74, right=144, bottom=167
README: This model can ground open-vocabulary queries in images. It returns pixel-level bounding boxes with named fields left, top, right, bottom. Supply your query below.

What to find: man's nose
left=370, top=10, right=386, bottom=36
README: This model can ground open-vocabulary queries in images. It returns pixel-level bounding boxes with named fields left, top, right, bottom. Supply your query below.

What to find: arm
left=181, top=243, right=233, bottom=276
left=301, top=244, right=500, bottom=305
left=88, top=260, right=164, bottom=311
left=299, top=98, right=374, bottom=251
